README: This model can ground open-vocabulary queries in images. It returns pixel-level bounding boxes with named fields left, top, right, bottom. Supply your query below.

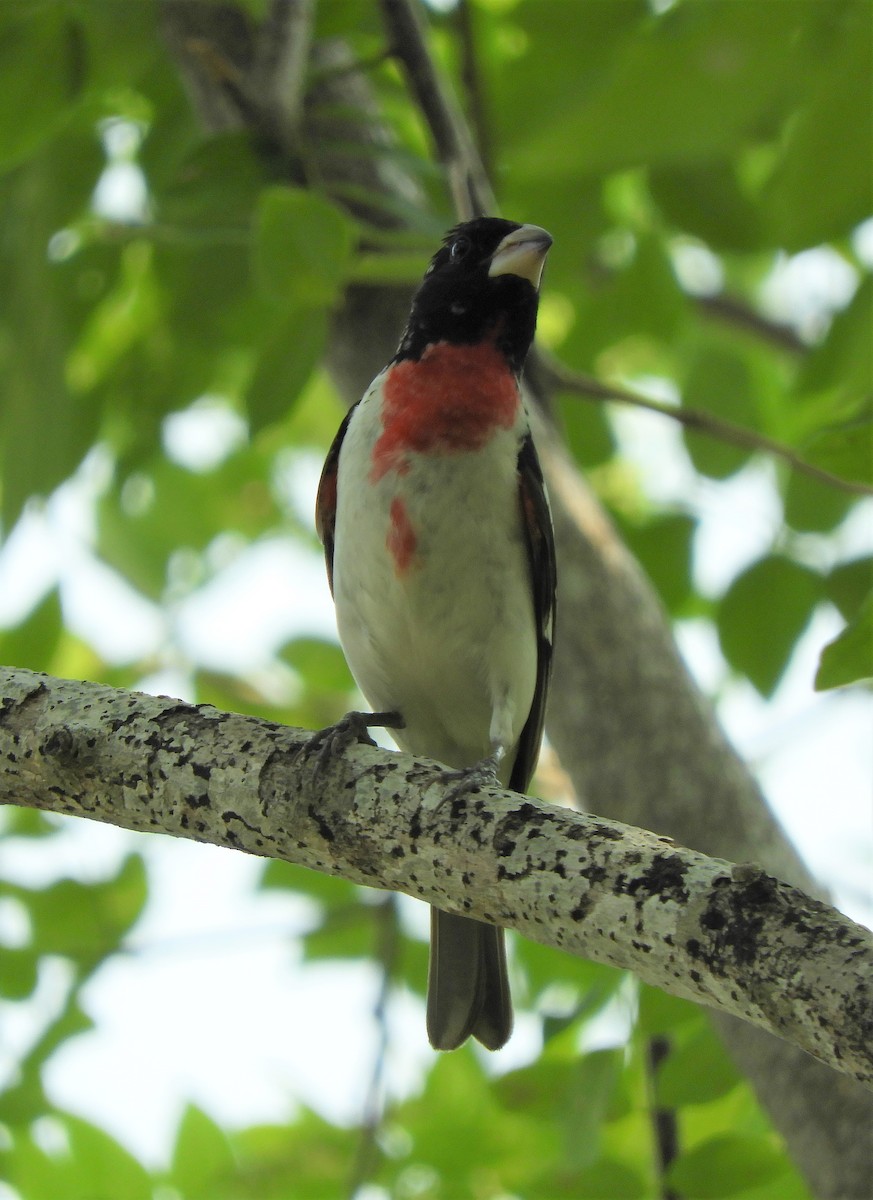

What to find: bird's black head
left=395, top=217, right=552, bottom=373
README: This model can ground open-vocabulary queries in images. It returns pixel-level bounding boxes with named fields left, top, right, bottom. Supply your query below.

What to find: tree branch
left=2, top=666, right=871, bottom=1089
left=695, top=291, right=806, bottom=356
left=254, top=0, right=314, bottom=151
left=380, top=0, right=494, bottom=219
left=531, top=349, right=873, bottom=498
left=451, top=0, right=494, bottom=185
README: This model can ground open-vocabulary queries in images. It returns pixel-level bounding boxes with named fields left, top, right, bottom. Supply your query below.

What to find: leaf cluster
left=0, top=0, right=870, bottom=1196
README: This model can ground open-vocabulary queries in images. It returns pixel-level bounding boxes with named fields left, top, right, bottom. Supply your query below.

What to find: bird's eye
left=449, top=235, right=471, bottom=262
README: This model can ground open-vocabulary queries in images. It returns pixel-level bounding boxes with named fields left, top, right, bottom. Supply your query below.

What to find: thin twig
left=532, top=351, right=873, bottom=498
left=647, top=1036, right=680, bottom=1200
left=696, top=292, right=806, bottom=356
left=379, top=0, right=494, bottom=218
left=452, top=0, right=493, bottom=183
left=347, top=895, right=400, bottom=1198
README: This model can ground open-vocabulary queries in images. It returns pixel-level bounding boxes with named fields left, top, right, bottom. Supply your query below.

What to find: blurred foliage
left=0, top=0, right=870, bottom=1196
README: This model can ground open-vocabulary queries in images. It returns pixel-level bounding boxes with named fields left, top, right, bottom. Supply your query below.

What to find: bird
left=315, top=217, right=556, bottom=1051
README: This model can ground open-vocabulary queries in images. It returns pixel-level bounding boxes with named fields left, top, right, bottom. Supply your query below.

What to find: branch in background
left=2, top=666, right=872, bottom=1089
left=647, top=1036, right=680, bottom=1200
left=532, top=351, right=873, bottom=497
left=380, top=0, right=494, bottom=218
left=696, top=292, right=807, bottom=356
left=451, top=0, right=494, bottom=184
left=254, top=0, right=314, bottom=150
left=348, top=894, right=399, bottom=1198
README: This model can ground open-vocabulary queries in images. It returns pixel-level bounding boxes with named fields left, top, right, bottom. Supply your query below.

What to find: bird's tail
left=426, top=907, right=512, bottom=1051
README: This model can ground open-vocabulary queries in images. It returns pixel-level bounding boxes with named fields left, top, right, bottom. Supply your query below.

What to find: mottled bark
left=2, top=666, right=871, bottom=1090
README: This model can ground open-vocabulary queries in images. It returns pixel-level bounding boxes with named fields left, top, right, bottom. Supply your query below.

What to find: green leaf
left=761, top=12, right=872, bottom=250
left=501, top=1, right=822, bottom=177
left=798, top=276, right=872, bottom=401
left=516, top=937, right=626, bottom=1003
left=392, top=1050, right=558, bottom=1196
left=1, top=152, right=101, bottom=529
left=825, top=557, right=873, bottom=621
left=782, top=470, right=854, bottom=535
left=67, top=242, right=161, bottom=397
left=260, top=859, right=357, bottom=906
left=667, top=1132, right=787, bottom=1198
left=253, top=187, right=354, bottom=307
left=156, top=132, right=265, bottom=229
left=572, top=1158, right=649, bottom=1200
left=21, top=853, right=147, bottom=963
left=557, top=392, right=616, bottom=469
left=275, top=633, right=359, bottom=732
left=0, top=588, right=63, bottom=672
left=234, top=1112, right=359, bottom=1200
left=497, top=1050, right=627, bottom=1144
left=0, top=995, right=93, bottom=1124
left=73, top=0, right=159, bottom=91
left=302, top=902, right=374, bottom=962
left=637, top=984, right=702, bottom=1036
left=64, top=1114, right=154, bottom=1200
left=620, top=512, right=696, bottom=615
left=280, top=635, right=354, bottom=693
left=656, top=1026, right=742, bottom=1106
left=170, top=1105, right=237, bottom=1198
left=718, top=556, right=822, bottom=695
left=99, top=449, right=281, bottom=600
left=801, top=404, right=872, bottom=488
left=682, top=345, right=759, bottom=479
left=3, top=1128, right=79, bottom=1200
left=1, top=807, right=60, bottom=838
left=0, top=947, right=39, bottom=1000
left=559, top=232, right=686, bottom=369
left=815, top=593, right=873, bottom=690
left=650, top=160, right=762, bottom=253
left=0, top=9, right=86, bottom=168
left=246, top=307, right=329, bottom=432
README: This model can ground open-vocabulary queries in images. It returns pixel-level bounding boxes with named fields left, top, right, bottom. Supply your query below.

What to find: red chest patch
left=387, top=496, right=417, bottom=573
left=370, top=341, right=519, bottom=482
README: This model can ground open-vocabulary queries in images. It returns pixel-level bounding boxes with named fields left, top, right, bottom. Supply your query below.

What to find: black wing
left=315, top=404, right=357, bottom=597
left=510, top=431, right=557, bottom=793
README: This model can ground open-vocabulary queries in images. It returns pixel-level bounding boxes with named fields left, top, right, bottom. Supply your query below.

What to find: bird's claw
left=438, top=754, right=501, bottom=809
left=297, top=710, right=403, bottom=774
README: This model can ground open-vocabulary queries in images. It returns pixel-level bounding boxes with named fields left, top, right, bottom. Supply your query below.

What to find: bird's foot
left=438, top=753, right=502, bottom=809
left=297, top=710, right=404, bottom=773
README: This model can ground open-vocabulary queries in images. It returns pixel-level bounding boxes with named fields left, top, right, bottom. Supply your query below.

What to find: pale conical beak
left=488, top=224, right=553, bottom=289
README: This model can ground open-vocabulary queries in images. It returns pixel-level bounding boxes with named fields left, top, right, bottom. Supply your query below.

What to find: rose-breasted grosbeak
left=316, top=217, right=556, bottom=1050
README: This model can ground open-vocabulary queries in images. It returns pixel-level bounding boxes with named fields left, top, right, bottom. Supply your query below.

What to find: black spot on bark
left=40, top=728, right=76, bottom=759
left=307, top=805, right=335, bottom=843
